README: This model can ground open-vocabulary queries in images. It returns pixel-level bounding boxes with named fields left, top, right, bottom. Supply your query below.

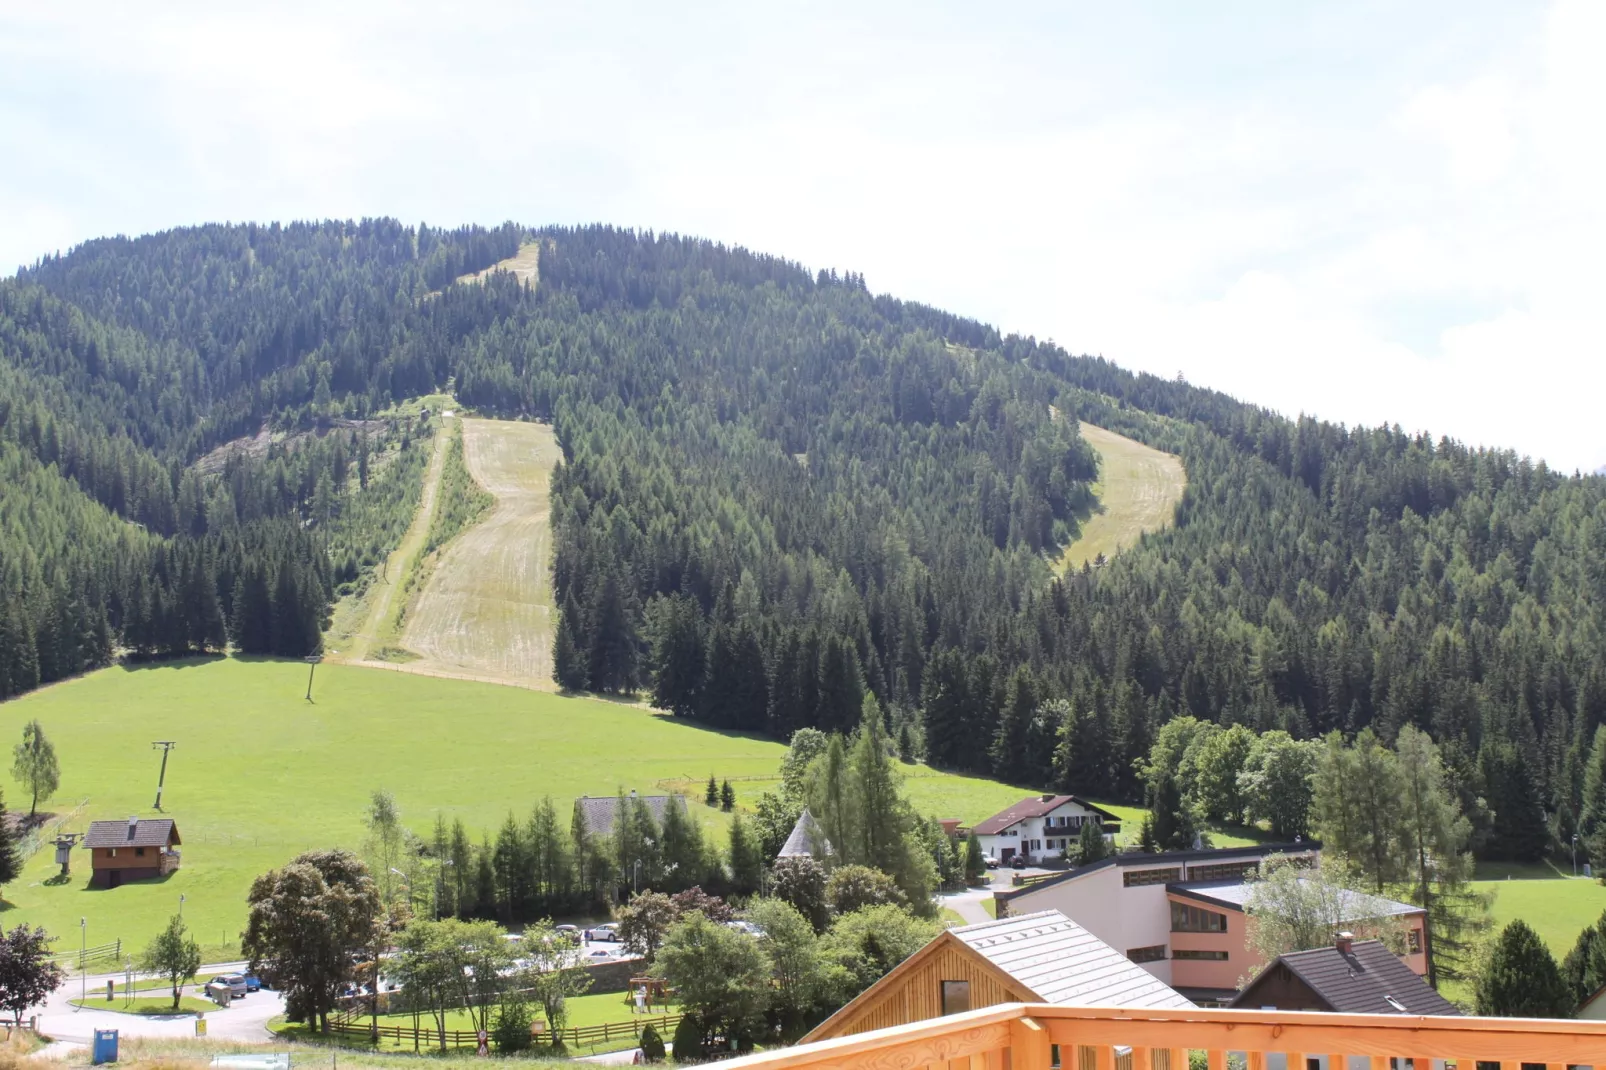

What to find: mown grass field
left=0, top=657, right=1067, bottom=958
left=1474, top=860, right=1606, bottom=960
left=1058, top=422, right=1186, bottom=571
left=398, top=419, right=562, bottom=688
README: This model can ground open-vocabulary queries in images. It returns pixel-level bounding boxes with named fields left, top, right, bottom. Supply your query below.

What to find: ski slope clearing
left=1059, top=422, right=1186, bottom=570
left=456, top=240, right=540, bottom=287
left=397, top=418, right=561, bottom=688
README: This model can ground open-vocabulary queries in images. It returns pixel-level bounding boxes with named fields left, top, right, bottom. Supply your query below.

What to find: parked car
left=555, top=924, right=581, bottom=940
left=984, top=856, right=1000, bottom=870
left=589, top=923, right=620, bottom=942
left=212, top=973, right=248, bottom=999
left=242, top=973, right=263, bottom=993
left=1010, top=855, right=1026, bottom=870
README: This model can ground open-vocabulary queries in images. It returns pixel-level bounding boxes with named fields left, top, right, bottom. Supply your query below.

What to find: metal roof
left=778, top=809, right=832, bottom=860
left=952, top=911, right=1194, bottom=1010
left=1169, top=878, right=1424, bottom=918
left=572, top=794, right=686, bottom=839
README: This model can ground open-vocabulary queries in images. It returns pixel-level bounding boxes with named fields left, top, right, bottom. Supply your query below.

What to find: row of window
left=1126, top=945, right=1230, bottom=963
left=1171, top=902, right=1228, bottom=932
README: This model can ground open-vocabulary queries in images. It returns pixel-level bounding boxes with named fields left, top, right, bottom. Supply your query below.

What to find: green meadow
left=0, top=658, right=1034, bottom=956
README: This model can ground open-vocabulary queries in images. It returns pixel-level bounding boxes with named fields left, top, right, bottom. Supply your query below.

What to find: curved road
left=34, top=964, right=283, bottom=1045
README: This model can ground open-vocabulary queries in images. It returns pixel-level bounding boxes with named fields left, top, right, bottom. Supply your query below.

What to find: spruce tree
left=727, top=813, right=762, bottom=896
left=0, top=791, right=20, bottom=885
left=705, top=775, right=719, bottom=807
left=720, top=781, right=735, bottom=811
left=1395, top=725, right=1479, bottom=988
left=1562, top=911, right=1606, bottom=1005
left=1476, top=920, right=1573, bottom=1018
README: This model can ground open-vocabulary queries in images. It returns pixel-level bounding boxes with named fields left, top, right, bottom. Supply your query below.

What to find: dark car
left=243, top=974, right=263, bottom=992
left=1010, top=854, right=1027, bottom=870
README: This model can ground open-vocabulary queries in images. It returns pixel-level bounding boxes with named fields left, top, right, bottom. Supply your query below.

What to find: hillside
left=4, top=221, right=1606, bottom=871
left=0, top=657, right=1037, bottom=950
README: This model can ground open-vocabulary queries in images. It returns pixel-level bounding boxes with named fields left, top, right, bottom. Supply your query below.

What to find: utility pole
left=304, top=655, right=323, bottom=702
left=152, top=741, right=177, bottom=811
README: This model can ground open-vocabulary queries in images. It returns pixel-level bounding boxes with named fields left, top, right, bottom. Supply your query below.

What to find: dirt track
left=394, top=419, right=561, bottom=689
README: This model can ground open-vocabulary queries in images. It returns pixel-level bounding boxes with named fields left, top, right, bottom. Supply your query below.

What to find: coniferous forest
left=4, top=220, right=1605, bottom=865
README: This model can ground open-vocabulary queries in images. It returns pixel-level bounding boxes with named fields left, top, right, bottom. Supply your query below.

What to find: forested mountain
left=5, top=220, right=1605, bottom=865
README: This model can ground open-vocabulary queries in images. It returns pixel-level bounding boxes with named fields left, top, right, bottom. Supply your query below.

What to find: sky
left=2, top=2, right=1602, bottom=471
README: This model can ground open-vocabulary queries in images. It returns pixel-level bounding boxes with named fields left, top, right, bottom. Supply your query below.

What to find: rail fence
left=52, top=939, right=123, bottom=971
left=327, top=1010, right=683, bottom=1051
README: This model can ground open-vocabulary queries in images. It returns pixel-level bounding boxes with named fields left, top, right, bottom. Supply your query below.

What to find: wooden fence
left=52, top=939, right=122, bottom=971
left=328, top=1011, right=683, bottom=1051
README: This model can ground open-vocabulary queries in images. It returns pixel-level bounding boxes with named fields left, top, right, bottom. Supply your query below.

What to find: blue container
left=91, top=1029, right=118, bottom=1065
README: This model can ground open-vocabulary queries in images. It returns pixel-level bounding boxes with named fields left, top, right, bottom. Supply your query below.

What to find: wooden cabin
left=85, top=817, right=181, bottom=888
left=802, top=910, right=1191, bottom=1042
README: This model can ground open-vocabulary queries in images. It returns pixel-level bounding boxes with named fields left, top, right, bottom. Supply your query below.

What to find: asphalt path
left=34, top=962, right=284, bottom=1044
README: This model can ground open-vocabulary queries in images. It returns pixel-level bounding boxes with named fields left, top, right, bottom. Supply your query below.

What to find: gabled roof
left=954, top=911, right=1194, bottom=1009
left=778, top=809, right=832, bottom=860
left=802, top=910, right=1191, bottom=1042
left=84, top=818, right=179, bottom=849
left=1169, top=879, right=1424, bottom=919
left=1231, top=939, right=1459, bottom=1016
left=972, top=795, right=1120, bottom=836
left=573, top=794, right=686, bottom=839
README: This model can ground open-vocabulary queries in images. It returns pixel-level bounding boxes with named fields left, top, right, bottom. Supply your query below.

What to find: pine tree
left=587, top=569, right=639, bottom=693
left=1394, top=725, right=1479, bottom=988
left=920, top=648, right=971, bottom=769
left=1580, top=727, right=1606, bottom=867
left=720, top=780, right=735, bottom=811
left=1076, top=818, right=1109, bottom=866
left=0, top=791, right=20, bottom=885
left=1480, top=738, right=1547, bottom=863
left=727, top=813, right=762, bottom=896
left=1476, top=920, right=1573, bottom=1018
left=990, top=665, right=1038, bottom=783
left=1562, top=911, right=1606, bottom=1006
left=705, top=775, right=719, bottom=807
left=815, top=635, right=864, bottom=733
left=552, top=602, right=587, bottom=691
left=1146, top=770, right=1196, bottom=852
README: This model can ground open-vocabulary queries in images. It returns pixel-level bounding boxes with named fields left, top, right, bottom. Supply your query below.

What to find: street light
left=79, top=917, right=86, bottom=1008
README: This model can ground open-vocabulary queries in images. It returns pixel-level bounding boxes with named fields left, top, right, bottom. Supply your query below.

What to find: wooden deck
left=722, top=1002, right=1606, bottom=1070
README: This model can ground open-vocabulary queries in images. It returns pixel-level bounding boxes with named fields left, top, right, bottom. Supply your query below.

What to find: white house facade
left=971, top=794, right=1121, bottom=864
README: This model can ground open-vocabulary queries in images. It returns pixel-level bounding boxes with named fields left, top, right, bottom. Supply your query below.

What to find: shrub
left=672, top=1012, right=704, bottom=1063
left=492, top=998, right=534, bottom=1053
left=640, top=1022, right=666, bottom=1063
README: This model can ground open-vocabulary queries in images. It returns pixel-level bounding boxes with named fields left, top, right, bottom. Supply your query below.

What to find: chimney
left=127, top=816, right=138, bottom=841
left=1335, top=931, right=1355, bottom=955
left=1040, top=793, right=1055, bottom=803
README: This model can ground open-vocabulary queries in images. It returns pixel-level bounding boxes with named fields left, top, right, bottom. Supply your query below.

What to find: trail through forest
left=393, top=418, right=561, bottom=689
left=329, top=421, right=451, bottom=663
left=1058, top=422, right=1186, bottom=570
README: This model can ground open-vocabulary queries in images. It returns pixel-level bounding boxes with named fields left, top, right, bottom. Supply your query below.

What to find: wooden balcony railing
left=721, top=1003, right=1606, bottom=1070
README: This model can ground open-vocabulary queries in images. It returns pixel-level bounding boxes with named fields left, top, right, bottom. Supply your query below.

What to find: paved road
left=34, top=963, right=284, bottom=1044
left=940, top=867, right=1063, bottom=925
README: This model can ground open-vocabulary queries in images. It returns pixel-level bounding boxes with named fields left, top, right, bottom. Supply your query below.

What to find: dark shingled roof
left=971, top=795, right=1120, bottom=836
left=1231, top=939, right=1459, bottom=1016
left=84, top=818, right=179, bottom=849
left=572, top=795, right=686, bottom=839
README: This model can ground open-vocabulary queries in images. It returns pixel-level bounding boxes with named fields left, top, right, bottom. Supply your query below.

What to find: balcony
left=720, top=1002, right=1606, bottom=1070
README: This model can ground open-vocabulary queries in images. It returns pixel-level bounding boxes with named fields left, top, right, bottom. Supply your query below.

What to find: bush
left=492, top=998, right=534, bottom=1053
left=672, top=1012, right=704, bottom=1063
left=640, top=1022, right=666, bottom=1063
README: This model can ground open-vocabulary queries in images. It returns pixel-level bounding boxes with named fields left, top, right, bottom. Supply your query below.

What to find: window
left=1126, top=945, right=1167, bottom=964
left=1408, top=929, right=1422, bottom=954
left=940, top=980, right=971, bottom=1016
left=1050, top=1045, right=1062, bottom=1069
left=1172, top=949, right=1230, bottom=961
left=1187, top=861, right=1260, bottom=882
left=1171, top=902, right=1228, bottom=932
left=135, top=847, right=146, bottom=857
left=1123, top=868, right=1181, bottom=888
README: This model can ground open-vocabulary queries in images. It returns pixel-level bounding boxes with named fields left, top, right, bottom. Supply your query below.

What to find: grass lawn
left=0, top=656, right=1071, bottom=957
left=1056, top=422, right=1186, bottom=572
left=69, top=994, right=220, bottom=1015
left=1474, top=860, right=1606, bottom=960
left=0, top=657, right=790, bottom=955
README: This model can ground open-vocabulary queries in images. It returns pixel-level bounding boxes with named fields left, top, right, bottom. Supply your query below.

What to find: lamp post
left=79, top=917, right=86, bottom=1007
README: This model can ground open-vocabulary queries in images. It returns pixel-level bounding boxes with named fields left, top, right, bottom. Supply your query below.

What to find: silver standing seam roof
left=778, top=808, right=833, bottom=860
left=951, top=910, right=1194, bottom=1009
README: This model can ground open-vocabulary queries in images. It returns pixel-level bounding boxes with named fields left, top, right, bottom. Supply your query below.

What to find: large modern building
left=971, top=794, right=1120, bottom=864
left=995, top=843, right=1428, bottom=1004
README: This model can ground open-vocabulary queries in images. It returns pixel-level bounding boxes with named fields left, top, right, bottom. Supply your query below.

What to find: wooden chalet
left=85, top=817, right=181, bottom=888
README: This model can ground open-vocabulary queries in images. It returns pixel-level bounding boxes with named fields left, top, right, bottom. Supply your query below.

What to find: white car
left=588, top=923, right=620, bottom=942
